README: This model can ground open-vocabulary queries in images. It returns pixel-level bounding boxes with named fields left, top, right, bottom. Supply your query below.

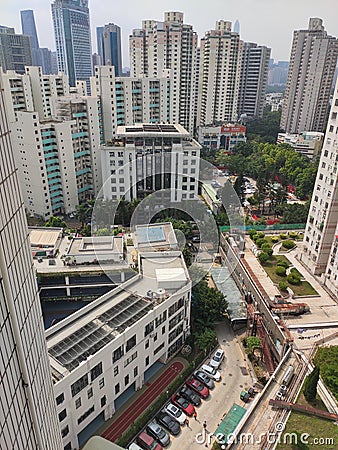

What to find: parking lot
left=129, top=322, right=254, bottom=450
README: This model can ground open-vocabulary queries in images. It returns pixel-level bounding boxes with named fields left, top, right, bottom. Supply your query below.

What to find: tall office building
left=237, top=42, right=271, bottom=118
left=129, top=11, right=198, bottom=133
left=40, top=47, right=53, bottom=74
left=281, top=18, right=338, bottom=134
left=197, top=20, right=242, bottom=126
left=20, top=9, right=41, bottom=66
left=97, top=23, right=122, bottom=76
left=51, top=0, right=93, bottom=88
left=301, top=78, right=338, bottom=300
left=0, top=26, right=33, bottom=74
left=0, top=74, right=62, bottom=449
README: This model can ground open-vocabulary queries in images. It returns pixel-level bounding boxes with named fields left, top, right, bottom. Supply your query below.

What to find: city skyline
left=2, top=0, right=337, bottom=67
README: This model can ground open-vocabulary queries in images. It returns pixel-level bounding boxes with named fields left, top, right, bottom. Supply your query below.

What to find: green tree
left=245, top=336, right=261, bottom=352
left=304, top=366, right=320, bottom=402
left=195, top=329, right=217, bottom=353
left=45, top=216, right=67, bottom=228
left=192, top=278, right=228, bottom=327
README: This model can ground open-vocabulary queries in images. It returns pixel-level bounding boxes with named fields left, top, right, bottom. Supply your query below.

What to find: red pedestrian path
left=102, top=361, right=184, bottom=443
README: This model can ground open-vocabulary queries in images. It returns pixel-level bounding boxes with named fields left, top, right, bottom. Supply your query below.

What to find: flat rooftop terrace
left=67, top=236, right=123, bottom=255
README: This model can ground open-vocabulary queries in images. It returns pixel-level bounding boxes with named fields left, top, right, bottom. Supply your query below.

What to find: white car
left=210, top=348, right=224, bottom=369
left=165, top=403, right=187, bottom=425
left=200, top=364, right=221, bottom=381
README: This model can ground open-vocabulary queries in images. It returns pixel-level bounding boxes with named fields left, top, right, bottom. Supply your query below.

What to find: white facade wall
left=0, top=74, right=63, bottom=450
left=197, top=21, right=242, bottom=126
left=301, top=79, right=338, bottom=293
left=47, top=253, right=191, bottom=449
left=1, top=70, right=34, bottom=122
left=101, top=125, right=201, bottom=202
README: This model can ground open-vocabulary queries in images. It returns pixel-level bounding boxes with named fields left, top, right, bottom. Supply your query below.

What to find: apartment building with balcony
left=12, top=111, right=94, bottom=218
left=46, top=223, right=191, bottom=449
left=101, top=123, right=201, bottom=202
left=301, top=78, right=338, bottom=299
left=1, top=66, right=69, bottom=122
left=91, top=65, right=172, bottom=142
left=281, top=18, right=338, bottom=134
left=197, top=20, right=242, bottom=127
left=129, top=12, right=198, bottom=133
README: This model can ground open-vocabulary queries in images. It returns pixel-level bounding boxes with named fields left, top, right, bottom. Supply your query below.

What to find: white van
left=201, top=364, right=221, bottom=381
left=128, top=443, right=144, bottom=450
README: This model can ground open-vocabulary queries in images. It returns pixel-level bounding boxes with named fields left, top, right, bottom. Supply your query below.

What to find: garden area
left=277, top=348, right=338, bottom=449
left=248, top=230, right=318, bottom=297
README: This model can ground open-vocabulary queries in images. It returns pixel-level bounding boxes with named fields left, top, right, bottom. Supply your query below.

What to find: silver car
left=146, top=421, right=170, bottom=447
left=194, top=370, right=215, bottom=389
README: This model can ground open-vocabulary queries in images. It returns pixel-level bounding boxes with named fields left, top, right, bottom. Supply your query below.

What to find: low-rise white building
left=277, top=131, right=324, bottom=159
left=101, top=123, right=201, bottom=202
left=197, top=123, right=247, bottom=151
left=65, top=236, right=124, bottom=265
left=46, top=223, right=191, bottom=449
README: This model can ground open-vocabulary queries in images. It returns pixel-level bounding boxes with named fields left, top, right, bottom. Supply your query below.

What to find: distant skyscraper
left=130, top=11, right=198, bottom=133
left=40, top=47, right=53, bottom=74
left=51, top=50, right=58, bottom=74
left=238, top=42, right=271, bottom=118
left=51, top=0, right=93, bottom=88
left=281, top=18, right=338, bottom=133
left=0, top=26, right=33, bottom=74
left=96, top=23, right=122, bottom=76
left=20, top=9, right=41, bottom=66
left=0, top=73, right=63, bottom=450
left=233, top=19, right=240, bottom=34
left=197, top=20, right=242, bottom=126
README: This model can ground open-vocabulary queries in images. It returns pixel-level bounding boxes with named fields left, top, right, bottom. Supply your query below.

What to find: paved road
left=168, top=323, right=253, bottom=450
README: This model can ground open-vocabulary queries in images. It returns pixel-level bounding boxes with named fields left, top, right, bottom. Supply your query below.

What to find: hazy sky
left=2, top=0, right=337, bottom=67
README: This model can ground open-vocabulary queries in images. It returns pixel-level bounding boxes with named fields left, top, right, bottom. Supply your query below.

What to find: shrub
left=290, top=267, right=302, bottom=277
left=258, top=251, right=269, bottom=263
left=256, top=238, right=268, bottom=248
left=271, top=236, right=279, bottom=243
left=261, top=243, right=273, bottom=256
left=275, top=266, right=286, bottom=277
left=282, top=239, right=295, bottom=250
left=254, top=232, right=265, bottom=241
left=287, top=273, right=301, bottom=285
left=279, top=233, right=287, bottom=240
left=279, top=281, right=288, bottom=292
left=248, top=229, right=257, bottom=239
left=277, top=259, right=290, bottom=268
left=288, top=231, right=298, bottom=239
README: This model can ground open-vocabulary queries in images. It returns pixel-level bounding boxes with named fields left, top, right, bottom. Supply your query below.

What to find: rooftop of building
left=133, top=222, right=178, bottom=251
left=29, top=226, right=63, bottom=249
left=117, top=123, right=189, bottom=137
left=67, top=236, right=124, bottom=257
left=46, top=223, right=190, bottom=380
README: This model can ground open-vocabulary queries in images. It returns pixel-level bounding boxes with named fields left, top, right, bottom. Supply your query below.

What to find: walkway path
left=101, top=361, right=184, bottom=443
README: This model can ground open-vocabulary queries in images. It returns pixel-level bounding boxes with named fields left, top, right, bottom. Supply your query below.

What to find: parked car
left=165, top=403, right=187, bottom=425
left=156, top=411, right=180, bottom=436
left=200, top=364, right=221, bottom=382
left=186, top=378, right=210, bottom=399
left=136, top=431, right=162, bottom=450
left=210, top=348, right=224, bottom=369
left=276, top=391, right=284, bottom=400
left=171, top=394, right=195, bottom=416
left=194, top=370, right=215, bottom=389
left=280, top=385, right=287, bottom=395
left=179, top=386, right=201, bottom=406
left=240, top=390, right=250, bottom=403
left=128, top=443, right=144, bottom=450
left=146, top=421, right=170, bottom=447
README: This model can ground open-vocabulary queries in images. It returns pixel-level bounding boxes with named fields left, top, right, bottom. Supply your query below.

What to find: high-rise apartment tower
left=281, top=18, right=338, bottom=133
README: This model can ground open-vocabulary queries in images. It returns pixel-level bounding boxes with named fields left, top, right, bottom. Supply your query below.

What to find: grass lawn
left=277, top=392, right=338, bottom=450
left=262, top=256, right=318, bottom=296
